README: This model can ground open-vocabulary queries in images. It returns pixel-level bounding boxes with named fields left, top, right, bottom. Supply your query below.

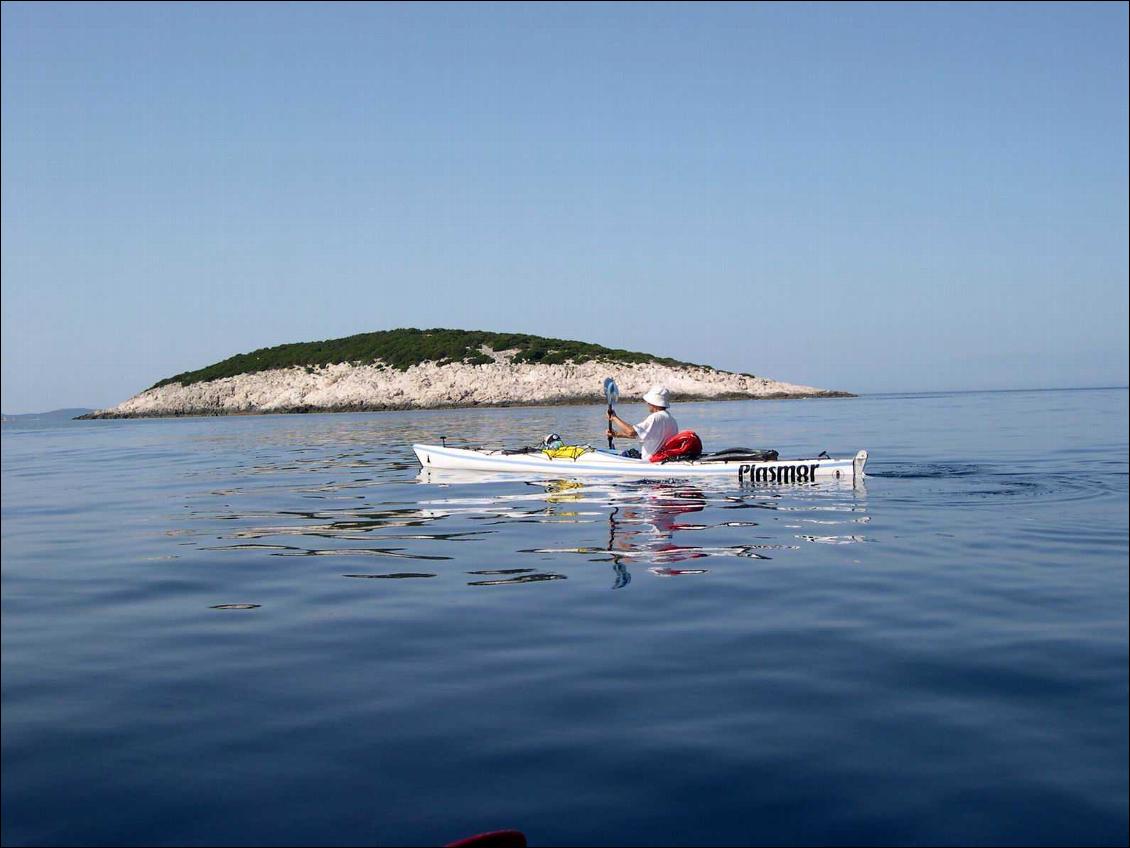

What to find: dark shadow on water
left=342, top=572, right=437, bottom=579
left=467, top=573, right=567, bottom=586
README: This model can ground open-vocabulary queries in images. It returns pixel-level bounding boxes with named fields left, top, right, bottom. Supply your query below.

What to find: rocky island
left=81, top=329, right=852, bottom=418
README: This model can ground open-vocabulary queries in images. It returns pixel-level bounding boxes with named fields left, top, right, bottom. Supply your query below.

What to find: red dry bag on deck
left=650, top=430, right=703, bottom=463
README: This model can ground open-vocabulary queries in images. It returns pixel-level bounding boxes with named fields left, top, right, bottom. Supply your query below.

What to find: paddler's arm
left=607, top=412, right=638, bottom=439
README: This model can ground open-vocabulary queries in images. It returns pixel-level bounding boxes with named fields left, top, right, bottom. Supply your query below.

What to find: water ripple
left=5, top=392, right=1125, bottom=846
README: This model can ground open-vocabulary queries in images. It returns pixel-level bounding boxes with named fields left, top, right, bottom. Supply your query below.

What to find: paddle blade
left=603, top=377, right=619, bottom=449
left=603, top=377, right=619, bottom=406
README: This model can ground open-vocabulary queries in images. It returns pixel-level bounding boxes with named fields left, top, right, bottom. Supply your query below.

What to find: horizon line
left=4, top=385, right=1129, bottom=418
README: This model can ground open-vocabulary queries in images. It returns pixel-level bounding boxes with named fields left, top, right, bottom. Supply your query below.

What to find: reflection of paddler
left=631, top=486, right=706, bottom=534
left=606, top=485, right=709, bottom=567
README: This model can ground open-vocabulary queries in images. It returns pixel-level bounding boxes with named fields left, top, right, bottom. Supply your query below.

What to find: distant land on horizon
left=80, top=328, right=853, bottom=419
left=867, top=385, right=1129, bottom=396
left=2, top=408, right=94, bottom=423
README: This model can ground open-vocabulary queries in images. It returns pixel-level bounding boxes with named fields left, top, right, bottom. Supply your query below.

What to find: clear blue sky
left=2, top=2, right=1127, bottom=413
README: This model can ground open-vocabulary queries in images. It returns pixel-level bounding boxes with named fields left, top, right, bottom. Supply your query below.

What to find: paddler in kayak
left=606, top=385, right=679, bottom=461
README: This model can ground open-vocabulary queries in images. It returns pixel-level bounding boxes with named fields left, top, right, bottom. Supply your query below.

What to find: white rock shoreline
left=84, top=357, right=852, bottom=419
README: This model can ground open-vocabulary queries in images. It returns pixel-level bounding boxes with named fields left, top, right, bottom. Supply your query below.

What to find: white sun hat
left=643, top=385, right=671, bottom=408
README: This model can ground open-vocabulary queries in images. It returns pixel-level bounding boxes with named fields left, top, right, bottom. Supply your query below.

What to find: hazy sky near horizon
left=2, top=2, right=1127, bottom=413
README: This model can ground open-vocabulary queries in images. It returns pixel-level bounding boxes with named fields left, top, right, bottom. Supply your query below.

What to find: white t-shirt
left=635, top=409, right=679, bottom=460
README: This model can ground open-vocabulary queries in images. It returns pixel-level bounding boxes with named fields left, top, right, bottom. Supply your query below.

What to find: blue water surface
left=2, top=389, right=1127, bottom=846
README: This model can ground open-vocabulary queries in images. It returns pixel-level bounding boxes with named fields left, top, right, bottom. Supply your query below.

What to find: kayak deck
left=413, top=444, right=867, bottom=481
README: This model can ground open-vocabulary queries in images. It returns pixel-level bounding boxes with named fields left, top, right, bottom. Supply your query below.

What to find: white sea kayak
left=413, top=443, right=868, bottom=482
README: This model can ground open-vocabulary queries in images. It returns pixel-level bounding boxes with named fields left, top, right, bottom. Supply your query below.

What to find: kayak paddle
left=602, top=377, right=619, bottom=450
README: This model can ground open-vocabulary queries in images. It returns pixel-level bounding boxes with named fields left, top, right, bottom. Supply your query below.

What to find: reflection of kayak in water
left=414, top=444, right=867, bottom=481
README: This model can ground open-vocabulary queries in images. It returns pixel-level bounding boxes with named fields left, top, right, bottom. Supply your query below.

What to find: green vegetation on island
left=153, top=328, right=709, bottom=388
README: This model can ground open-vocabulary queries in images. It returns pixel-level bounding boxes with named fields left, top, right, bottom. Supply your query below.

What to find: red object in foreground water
left=445, top=829, right=527, bottom=848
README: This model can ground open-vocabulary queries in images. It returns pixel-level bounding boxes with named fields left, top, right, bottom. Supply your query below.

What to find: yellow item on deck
left=542, top=445, right=592, bottom=460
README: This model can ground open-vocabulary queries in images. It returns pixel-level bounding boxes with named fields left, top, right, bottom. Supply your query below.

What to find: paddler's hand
left=606, top=427, right=615, bottom=439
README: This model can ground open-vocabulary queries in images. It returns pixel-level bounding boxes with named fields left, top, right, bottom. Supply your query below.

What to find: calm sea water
left=2, top=389, right=1127, bottom=847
